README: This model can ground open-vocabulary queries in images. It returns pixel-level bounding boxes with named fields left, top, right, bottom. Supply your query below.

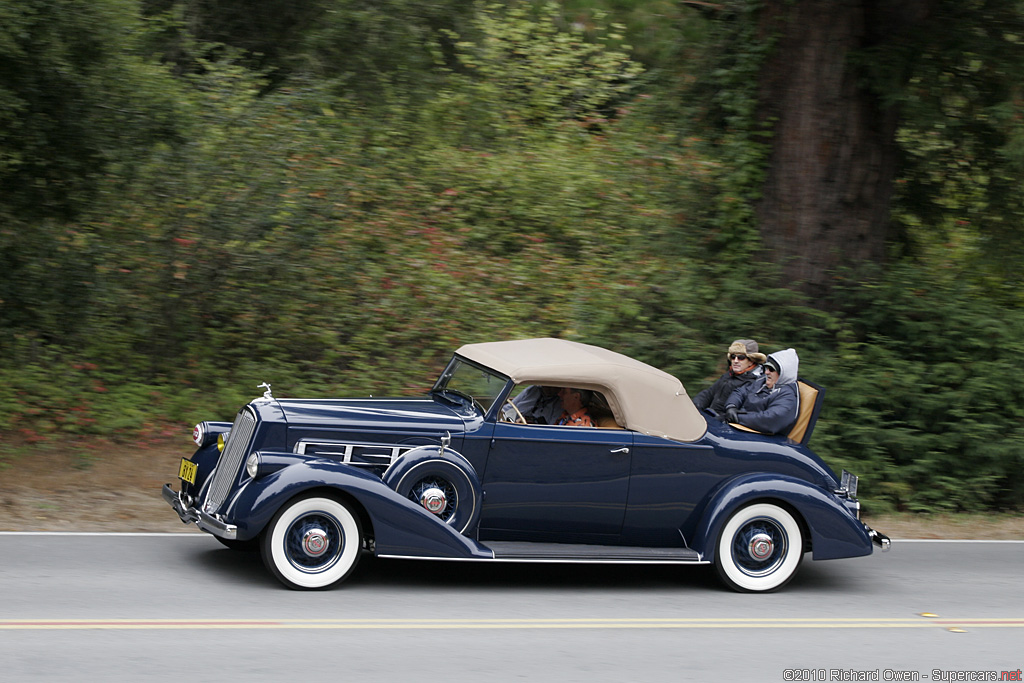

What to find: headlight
left=246, top=452, right=260, bottom=479
left=193, top=421, right=228, bottom=448
left=217, top=432, right=227, bottom=453
left=193, top=422, right=218, bottom=447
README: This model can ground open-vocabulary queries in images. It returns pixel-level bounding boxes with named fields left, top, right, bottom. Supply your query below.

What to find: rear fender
left=689, top=473, right=872, bottom=563
left=222, top=458, right=491, bottom=560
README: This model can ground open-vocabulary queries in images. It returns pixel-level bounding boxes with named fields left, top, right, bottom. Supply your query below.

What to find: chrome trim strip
left=294, top=439, right=410, bottom=466
left=375, top=554, right=711, bottom=565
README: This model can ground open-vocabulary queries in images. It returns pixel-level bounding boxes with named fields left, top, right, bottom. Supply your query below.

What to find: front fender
left=689, top=473, right=872, bottom=563
left=222, top=459, right=491, bottom=560
left=183, top=442, right=222, bottom=498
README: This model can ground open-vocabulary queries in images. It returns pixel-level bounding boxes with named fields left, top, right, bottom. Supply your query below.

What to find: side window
left=587, top=392, right=622, bottom=429
left=503, top=385, right=622, bottom=429
left=503, top=385, right=563, bottom=425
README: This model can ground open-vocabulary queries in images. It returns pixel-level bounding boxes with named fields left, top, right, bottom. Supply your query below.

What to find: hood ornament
left=258, top=382, right=274, bottom=400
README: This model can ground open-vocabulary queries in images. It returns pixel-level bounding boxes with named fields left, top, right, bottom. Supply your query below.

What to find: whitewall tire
left=715, top=502, right=804, bottom=593
left=260, top=495, right=362, bottom=590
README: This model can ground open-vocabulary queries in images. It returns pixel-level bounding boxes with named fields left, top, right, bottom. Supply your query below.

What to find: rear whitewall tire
left=715, top=502, right=804, bottom=593
left=261, top=495, right=362, bottom=590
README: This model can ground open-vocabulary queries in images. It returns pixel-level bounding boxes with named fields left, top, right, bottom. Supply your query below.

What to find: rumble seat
left=728, top=379, right=825, bottom=445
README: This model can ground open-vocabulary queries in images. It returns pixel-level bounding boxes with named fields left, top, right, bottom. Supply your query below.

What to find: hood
left=768, top=348, right=799, bottom=386
left=271, top=397, right=468, bottom=433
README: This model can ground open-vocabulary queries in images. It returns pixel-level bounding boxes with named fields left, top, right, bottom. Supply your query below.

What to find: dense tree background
left=2, top=0, right=1023, bottom=513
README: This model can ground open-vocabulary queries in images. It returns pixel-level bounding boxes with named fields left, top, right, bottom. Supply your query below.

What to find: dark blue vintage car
left=163, top=338, right=889, bottom=592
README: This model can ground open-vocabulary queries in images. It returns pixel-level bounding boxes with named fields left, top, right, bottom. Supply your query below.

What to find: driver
left=504, top=385, right=563, bottom=424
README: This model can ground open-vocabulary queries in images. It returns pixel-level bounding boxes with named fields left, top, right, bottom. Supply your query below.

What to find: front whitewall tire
left=261, top=496, right=362, bottom=590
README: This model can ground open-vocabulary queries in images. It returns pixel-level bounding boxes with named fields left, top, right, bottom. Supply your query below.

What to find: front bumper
left=162, top=483, right=238, bottom=540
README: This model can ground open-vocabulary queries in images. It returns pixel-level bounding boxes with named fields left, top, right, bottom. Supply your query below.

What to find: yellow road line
left=2, top=617, right=1023, bottom=630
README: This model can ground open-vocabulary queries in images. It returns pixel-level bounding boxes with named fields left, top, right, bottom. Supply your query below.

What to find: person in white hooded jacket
left=724, top=348, right=800, bottom=435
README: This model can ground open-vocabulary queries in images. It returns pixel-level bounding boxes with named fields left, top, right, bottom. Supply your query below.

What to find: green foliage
left=0, top=341, right=201, bottom=439
left=0, top=0, right=182, bottom=220
left=0, top=0, right=184, bottom=347
left=809, top=264, right=1024, bottom=513
left=141, top=0, right=329, bottom=80
left=555, top=0, right=694, bottom=69
left=642, top=0, right=771, bottom=269
left=301, top=0, right=477, bottom=103
left=426, top=1, right=642, bottom=147
left=4, top=8, right=652, bottom=402
left=855, top=0, right=1024, bottom=295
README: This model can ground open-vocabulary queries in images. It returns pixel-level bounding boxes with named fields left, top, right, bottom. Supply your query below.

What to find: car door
left=478, top=422, right=634, bottom=542
left=619, top=433, right=720, bottom=546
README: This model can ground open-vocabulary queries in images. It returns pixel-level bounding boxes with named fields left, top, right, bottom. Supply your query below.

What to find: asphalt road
left=1, top=534, right=1021, bottom=682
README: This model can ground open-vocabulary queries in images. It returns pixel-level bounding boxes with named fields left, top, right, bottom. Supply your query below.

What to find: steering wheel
left=501, top=399, right=527, bottom=424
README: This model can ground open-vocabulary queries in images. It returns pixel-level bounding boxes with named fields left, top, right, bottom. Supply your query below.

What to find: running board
left=482, top=541, right=704, bottom=563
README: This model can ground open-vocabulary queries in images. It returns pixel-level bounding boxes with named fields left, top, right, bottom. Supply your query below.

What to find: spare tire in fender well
left=382, top=445, right=483, bottom=535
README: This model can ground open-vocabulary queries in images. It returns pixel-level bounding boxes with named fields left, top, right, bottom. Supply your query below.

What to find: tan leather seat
left=594, top=414, right=623, bottom=429
left=786, top=381, right=820, bottom=444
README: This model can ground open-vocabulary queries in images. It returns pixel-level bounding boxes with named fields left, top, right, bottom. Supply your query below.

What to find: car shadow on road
left=187, top=542, right=724, bottom=591
left=351, top=553, right=726, bottom=592
left=186, top=543, right=869, bottom=595
left=190, top=545, right=279, bottom=588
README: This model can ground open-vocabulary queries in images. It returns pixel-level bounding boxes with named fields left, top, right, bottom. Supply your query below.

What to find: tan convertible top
left=456, top=338, right=707, bottom=442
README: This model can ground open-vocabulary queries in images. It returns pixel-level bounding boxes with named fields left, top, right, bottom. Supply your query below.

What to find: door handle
left=610, top=447, right=630, bottom=454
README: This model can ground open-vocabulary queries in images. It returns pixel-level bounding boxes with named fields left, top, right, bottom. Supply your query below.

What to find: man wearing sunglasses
left=692, top=339, right=766, bottom=416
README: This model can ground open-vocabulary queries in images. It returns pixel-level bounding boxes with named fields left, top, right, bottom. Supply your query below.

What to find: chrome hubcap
left=302, top=528, right=329, bottom=557
left=748, top=532, right=774, bottom=561
left=420, top=487, right=447, bottom=515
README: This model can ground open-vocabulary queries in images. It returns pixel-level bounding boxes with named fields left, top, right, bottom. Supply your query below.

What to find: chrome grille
left=203, top=407, right=257, bottom=514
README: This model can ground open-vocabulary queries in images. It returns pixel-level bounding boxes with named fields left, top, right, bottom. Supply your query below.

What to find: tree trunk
left=754, top=0, right=933, bottom=301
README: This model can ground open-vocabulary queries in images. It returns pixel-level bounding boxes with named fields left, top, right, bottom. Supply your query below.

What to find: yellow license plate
left=178, top=458, right=198, bottom=485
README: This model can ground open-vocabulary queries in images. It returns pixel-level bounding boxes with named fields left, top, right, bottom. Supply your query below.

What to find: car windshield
left=431, top=357, right=508, bottom=414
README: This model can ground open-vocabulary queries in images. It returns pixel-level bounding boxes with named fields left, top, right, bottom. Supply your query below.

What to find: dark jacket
left=693, top=367, right=762, bottom=415
left=726, top=379, right=799, bottom=435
